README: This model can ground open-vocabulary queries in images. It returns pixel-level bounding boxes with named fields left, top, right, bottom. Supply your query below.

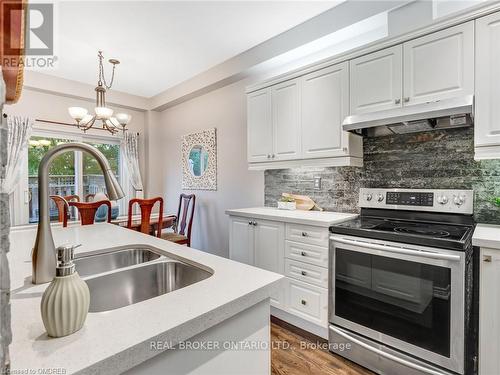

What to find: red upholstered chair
left=69, top=200, right=112, bottom=226
left=127, top=197, right=164, bottom=237
left=161, top=194, right=195, bottom=246
left=50, top=195, right=80, bottom=227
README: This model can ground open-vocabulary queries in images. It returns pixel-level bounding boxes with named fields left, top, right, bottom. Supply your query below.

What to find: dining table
left=111, top=212, right=177, bottom=234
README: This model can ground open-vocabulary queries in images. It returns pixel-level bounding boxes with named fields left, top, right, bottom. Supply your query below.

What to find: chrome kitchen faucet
left=32, top=142, right=125, bottom=284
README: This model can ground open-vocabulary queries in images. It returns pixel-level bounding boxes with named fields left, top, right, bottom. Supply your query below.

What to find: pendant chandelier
left=68, top=51, right=131, bottom=134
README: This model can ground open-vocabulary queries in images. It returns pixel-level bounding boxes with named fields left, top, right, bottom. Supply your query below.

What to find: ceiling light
left=68, top=51, right=131, bottom=135
left=68, top=107, right=88, bottom=121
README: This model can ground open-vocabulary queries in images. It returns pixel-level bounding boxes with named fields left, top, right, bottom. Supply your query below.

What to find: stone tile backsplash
left=265, top=127, right=500, bottom=224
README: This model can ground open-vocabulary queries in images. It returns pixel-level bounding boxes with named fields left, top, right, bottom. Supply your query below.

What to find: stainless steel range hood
left=342, top=95, right=474, bottom=135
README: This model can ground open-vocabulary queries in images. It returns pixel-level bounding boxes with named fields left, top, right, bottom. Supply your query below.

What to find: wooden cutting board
left=282, top=193, right=323, bottom=211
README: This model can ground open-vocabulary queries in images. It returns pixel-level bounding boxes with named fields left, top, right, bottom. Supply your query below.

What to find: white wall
left=147, top=79, right=264, bottom=257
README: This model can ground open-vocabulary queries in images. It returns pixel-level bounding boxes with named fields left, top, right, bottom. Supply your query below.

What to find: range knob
left=377, top=193, right=384, bottom=202
left=437, top=195, right=449, bottom=205
left=365, top=193, right=373, bottom=202
left=453, top=194, right=466, bottom=207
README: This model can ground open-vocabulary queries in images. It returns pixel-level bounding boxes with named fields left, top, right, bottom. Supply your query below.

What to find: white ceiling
left=47, top=1, right=339, bottom=97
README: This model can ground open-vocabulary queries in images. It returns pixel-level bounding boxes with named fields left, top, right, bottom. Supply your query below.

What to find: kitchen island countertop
left=8, top=223, right=283, bottom=374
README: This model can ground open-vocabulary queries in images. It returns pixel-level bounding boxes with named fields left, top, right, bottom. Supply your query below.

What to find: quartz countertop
left=225, top=207, right=358, bottom=227
left=8, top=223, right=283, bottom=374
left=473, top=224, right=500, bottom=249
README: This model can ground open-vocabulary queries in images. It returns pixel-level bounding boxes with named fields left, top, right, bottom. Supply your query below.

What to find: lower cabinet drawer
left=285, top=240, right=328, bottom=268
left=286, top=277, right=328, bottom=326
left=286, top=223, right=329, bottom=247
left=285, top=259, right=328, bottom=288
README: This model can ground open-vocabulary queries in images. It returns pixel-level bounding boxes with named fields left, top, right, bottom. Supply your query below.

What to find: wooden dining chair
left=161, top=194, right=195, bottom=246
left=69, top=200, right=112, bottom=226
left=50, top=194, right=80, bottom=226
left=127, top=197, right=164, bottom=237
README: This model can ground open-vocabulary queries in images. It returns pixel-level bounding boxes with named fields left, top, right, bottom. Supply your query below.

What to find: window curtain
left=0, top=115, right=33, bottom=195
left=120, top=132, right=144, bottom=198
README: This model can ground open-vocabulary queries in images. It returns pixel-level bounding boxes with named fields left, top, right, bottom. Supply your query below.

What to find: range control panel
left=386, top=192, right=434, bottom=206
left=359, top=188, right=474, bottom=214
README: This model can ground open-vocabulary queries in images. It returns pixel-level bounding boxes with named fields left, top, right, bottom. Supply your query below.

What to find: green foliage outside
left=28, top=137, right=74, bottom=176
left=28, top=137, right=119, bottom=176
left=83, top=143, right=119, bottom=175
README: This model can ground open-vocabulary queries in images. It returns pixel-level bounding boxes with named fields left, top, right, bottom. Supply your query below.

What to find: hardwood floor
left=271, top=321, right=374, bottom=375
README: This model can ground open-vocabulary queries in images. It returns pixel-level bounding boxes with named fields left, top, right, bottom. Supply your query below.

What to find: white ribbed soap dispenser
left=40, top=244, right=90, bottom=338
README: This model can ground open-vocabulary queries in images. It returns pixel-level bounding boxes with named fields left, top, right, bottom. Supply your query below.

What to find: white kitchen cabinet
left=229, top=216, right=254, bottom=265
left=254, top=219, right=285, bottom=274
left=474, top=11, right=500, bottom=159
left=247, top=88, right=273, bottom=163
left=301, top=62, right=359, bottom=159
left=350, top=45, right=403, bottom=114
left=246, top=62, right=362, bottom=169
left=403, top=21, right=474, bottom=106
left=229, top=216, right=285, bottom=307
left=271, top=79, right=301, bottom=161
left=479, top=247, right=500, bottom=375
left=287, top=277, right=328, bottom=326
left=229, top=215, right=331, bottom=336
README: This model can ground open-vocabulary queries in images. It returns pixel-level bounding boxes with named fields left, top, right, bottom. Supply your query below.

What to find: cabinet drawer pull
left=404, top=97, right=410, bottom=103
left=301, top=299, right=307, bottom=306
left=394, top=98, right=401, bottom=104
left=484, top=255, right=492, bottom=262
left=301, top=271, right=307, bottom=276
left=248, top=221, right=253, bottom=225
left=300, top=251, right=307, bottom=257
left=301, top=232, right=308, bottom=237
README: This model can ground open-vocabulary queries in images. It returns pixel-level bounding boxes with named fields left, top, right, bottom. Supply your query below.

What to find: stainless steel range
left=329, top=188, right=477, bottom=375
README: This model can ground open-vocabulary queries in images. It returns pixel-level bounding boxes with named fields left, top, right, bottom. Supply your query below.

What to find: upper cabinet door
left=475, top=12, right=500, bottom=152
left=247, top=89, right=273, bottom=163
left=350, top=45, right=403, bottom=115
left=301, top=62, right=349, bottom=159
left=403, top=21, right=474, bottom=105
left=271, top=79, right=301, bottom=161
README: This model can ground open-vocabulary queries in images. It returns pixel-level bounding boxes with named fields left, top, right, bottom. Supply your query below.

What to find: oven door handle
left=331, top=237, right=461, bottom=262
left=330, top=325, right=451, bottom=375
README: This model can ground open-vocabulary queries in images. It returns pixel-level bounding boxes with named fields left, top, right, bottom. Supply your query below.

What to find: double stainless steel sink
left=74, top=247, right=212, bottom=313
left=74, top=248, right=162, bottom=277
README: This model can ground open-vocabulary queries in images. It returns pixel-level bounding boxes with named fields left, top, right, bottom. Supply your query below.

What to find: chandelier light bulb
left=68, top=107, right=88, bottom=121
left=106, top=117, right=120, bottom=127
left=81, top=114, right=94, bottom=125
left=95, top=106, right=113, bottom=120
left=115, top=113, right=131, bottom=125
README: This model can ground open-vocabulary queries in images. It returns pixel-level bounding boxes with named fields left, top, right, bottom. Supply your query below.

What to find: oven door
left=329, top=235, right=465, bottom=374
